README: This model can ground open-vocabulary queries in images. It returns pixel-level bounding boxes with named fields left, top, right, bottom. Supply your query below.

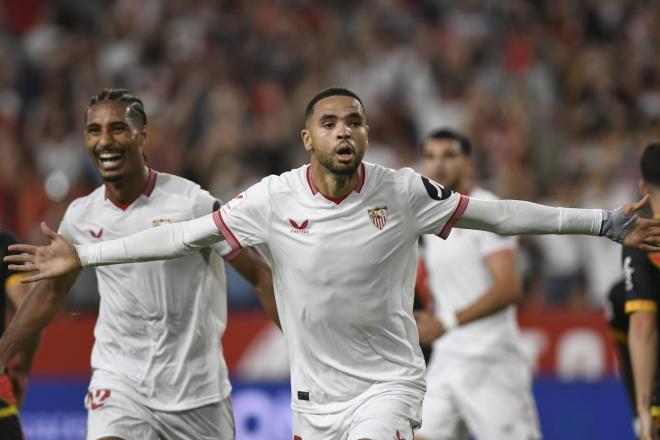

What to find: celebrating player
left=0, top=229, right=40, bottom=440
left=414, top=129, right=540, bottom=440
left=623, top=143, right=660, bottom=440
left=0, top=89, right=277, bottom=440
left=5, top=88, right=660, bottom=439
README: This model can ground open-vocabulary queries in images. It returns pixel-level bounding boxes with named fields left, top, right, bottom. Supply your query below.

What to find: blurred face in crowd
left=301, top=95, right=369, bottom=176
left=84, top=101, right=147, bottom=184
left=421, top=138, right=467, bottom=192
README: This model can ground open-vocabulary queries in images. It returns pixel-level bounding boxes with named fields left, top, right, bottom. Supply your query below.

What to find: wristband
left=600, top=208, right=638, bottom=244
left=439, top=307, right=458, bottom=331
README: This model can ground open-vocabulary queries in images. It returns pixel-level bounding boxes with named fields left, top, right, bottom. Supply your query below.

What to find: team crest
left=367, top=207, right=388, bottom=230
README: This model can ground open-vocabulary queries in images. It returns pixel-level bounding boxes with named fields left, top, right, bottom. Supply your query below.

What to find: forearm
left=77, top=213, right=222, bottom=267
left=629, top=316, right=657, bottom=412
left=456, top=287, right=518, bottom=326
left=0, top=272, right=78, bottom=370
left=456, top=198, right=602, bottom=236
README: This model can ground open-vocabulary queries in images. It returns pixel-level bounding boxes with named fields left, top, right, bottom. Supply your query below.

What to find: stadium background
left=0, top=0, right=655, bottom=438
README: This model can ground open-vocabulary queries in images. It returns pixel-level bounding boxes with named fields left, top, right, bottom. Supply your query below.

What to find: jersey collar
left=306, top=162, right=365, bottom=205
left=105, top=168, right=157, bottom=211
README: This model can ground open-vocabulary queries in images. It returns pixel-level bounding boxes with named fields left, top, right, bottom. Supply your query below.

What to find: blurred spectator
left=1, top=0, right=657, bottom=310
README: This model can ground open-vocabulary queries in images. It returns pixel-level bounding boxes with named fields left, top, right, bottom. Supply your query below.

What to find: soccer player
left=623, top=143, right=660, bottom=440
left=0, top=229, right=40, bottom=440
left=5, top=88, right=660, bottom=440
left=413, top=129, right=540, bottom=440
left=0, top=89, right=278, bottom=440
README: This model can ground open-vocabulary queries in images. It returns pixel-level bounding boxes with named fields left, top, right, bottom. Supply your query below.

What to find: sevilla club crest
left=368, top=207, right=388, bottom=230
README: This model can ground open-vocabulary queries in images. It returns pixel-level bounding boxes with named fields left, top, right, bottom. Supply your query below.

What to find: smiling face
left=301, top=95, right=369, bottom=176
left=84, top=101, right=147, bottom=183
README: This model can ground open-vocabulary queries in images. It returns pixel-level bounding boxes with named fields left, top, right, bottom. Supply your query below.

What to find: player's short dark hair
left=422, top=128, right=472, bottom=156
left=305, top=87, right=365, bottom=121
left=87, top=88, right=147, bottom=128
left=641, top=142, right=660, bottom=186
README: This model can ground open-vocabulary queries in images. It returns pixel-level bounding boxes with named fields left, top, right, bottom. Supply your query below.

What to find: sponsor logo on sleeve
left=421, top=176, right=451, bottom=201
left=152, top=219, right=171, bottom=227
left=623, top=256, right=635, bottom=292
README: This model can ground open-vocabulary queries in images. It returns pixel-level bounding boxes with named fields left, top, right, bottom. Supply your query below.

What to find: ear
left=301, top=129, right=313, bottom=152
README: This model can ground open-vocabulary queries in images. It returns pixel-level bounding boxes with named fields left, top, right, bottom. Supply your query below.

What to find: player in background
left=0, top=229, right=40, bottom=440
left=5, top=88, right=660, bottom=440
left=0, top=89, right=278, bottom=440
left=623, top=142, right=660, bottom=440
left=413, top=129, right=540, bottom=440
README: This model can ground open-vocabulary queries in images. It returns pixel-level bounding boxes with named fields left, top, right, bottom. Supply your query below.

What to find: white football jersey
left=59, top=169, right=234, bottom=411
left=421, top=187, right=527, bottom=364
left=215, top=162, right=468, bottom=414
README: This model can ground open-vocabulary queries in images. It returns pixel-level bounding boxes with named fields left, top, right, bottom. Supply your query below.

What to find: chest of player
left=76, top=200, right=191, bottom=244
left=268, top=193, right=412, bottom=277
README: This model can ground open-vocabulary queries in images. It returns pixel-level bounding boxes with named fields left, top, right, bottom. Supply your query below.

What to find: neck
left=105, top=166, right=149, bottom=205
left=455, top=179, right=472, bottom=195
left=310, top=159, right=360, bottom=198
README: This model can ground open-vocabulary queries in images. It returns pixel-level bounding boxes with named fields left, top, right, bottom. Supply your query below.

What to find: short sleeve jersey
left=420, top=187, right=525, bottom=362
left=58, top=170, right=234, bottom=411
left=215, top=162, right=468, bottom=414
left=623, top=244, right=660, bottom=335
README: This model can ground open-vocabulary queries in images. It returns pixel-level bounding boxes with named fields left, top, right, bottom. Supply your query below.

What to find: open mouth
left=96, top=150, right=126, bottom=171
left=335, top=144, right=355, bottom=163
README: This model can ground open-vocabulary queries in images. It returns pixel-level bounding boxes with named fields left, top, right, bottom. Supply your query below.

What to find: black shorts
left=0, top=399, right=23, bottom=440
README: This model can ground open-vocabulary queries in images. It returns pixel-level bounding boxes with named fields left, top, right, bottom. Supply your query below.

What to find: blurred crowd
left=0, top=0, right=657, bottom=310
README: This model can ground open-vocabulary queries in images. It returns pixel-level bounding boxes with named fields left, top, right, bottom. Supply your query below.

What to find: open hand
left=621, top=195, right=660, bottom=252
left=3, top=222, right=81, bottom=283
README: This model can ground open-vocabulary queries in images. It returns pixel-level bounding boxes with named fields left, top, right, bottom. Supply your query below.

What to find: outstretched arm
left=5, top=213, right=224, bottom=282
left=455, top=195, right=660, bottom=251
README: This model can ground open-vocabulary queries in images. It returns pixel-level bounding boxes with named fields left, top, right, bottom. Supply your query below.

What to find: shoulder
left=65, top=186, right=104, bottom=218
left=259, top=165, right=307, bottom=196
left=152, top=172, right=206, bottom=199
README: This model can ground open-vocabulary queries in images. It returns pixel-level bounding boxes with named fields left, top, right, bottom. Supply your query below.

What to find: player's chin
left=331, top=159, right=359, bottom=175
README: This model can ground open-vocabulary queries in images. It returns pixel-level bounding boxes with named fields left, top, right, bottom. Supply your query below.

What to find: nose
left=336, top=122, right=351, bottom=140
left=98, top=128, right=113, bottom=148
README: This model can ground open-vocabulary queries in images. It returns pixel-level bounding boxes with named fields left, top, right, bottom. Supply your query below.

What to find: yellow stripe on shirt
left=0, top=404, right=17, bottom=418
left=625, top=300, right=658, bottom=314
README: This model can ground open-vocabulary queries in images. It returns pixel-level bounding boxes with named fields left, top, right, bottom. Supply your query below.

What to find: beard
left=316, top=142, right=364, bottom=176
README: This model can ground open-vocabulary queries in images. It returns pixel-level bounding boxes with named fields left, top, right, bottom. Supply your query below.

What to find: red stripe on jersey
left=438, top=195, right=469, bottom=239
left=306, top=162, right=366, bottom=202
left=213, top=210, right=243, bottom=251
left=306, top=166, right=318, bottom=195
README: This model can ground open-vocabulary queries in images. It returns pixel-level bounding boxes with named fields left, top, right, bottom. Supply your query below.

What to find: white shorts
left=292, top=390, right=420, bottom=440
left=417, top=354, right=541, bottom=440
left=85, top=388, right=235, bottom=440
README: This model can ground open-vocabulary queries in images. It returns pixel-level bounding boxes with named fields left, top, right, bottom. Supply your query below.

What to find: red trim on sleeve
left=438, top=195, right=469, bottom=239
left=213, top=210, right=243, bottom=252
